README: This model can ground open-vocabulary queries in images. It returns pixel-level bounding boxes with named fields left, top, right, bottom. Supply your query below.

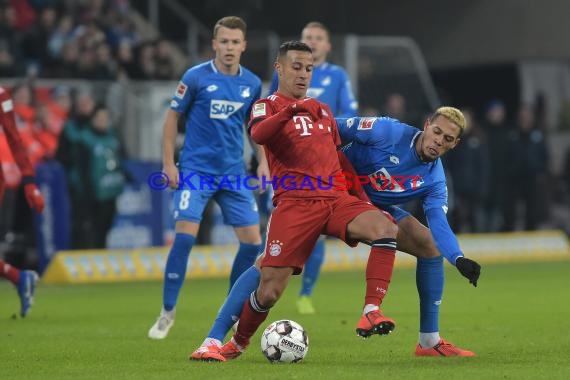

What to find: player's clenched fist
left=286, top=98, right=322, bottom=121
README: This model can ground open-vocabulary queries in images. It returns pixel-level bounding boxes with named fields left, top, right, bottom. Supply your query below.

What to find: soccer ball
left=260, top=319, right=309, bottom=363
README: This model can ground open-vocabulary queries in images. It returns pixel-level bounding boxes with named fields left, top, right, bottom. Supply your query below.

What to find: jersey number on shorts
left=179, top=190, right=191, bottom=209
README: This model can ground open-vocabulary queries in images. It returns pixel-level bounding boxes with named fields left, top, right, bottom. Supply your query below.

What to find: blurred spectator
left=56, top=88, right=95, bottom=249
left=481, top=100, right=512, bottom=231
left=445, top=108, right=490, bottom=233
left=47, top=14, right=74, bottom=58
left=384, top=93, right=407, bottom=122
left=154, top=38, right=175, bottom=80
left=503, top=104, right=550, bottom=231
left=93, top=42, right=118, bottom=79
left=134, top=41, right=155, bottom=79
left=20, top=6, right=57, bottom=75
left=0, top=3, right=21, bottom=77
left=76, top=105, right=127, bottom=248
left=48, top=40, right=80, bottom=78
left=115, top=39, right=137, bottom=79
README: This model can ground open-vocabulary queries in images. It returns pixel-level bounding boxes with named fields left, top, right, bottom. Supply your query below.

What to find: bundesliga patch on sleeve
left=252, top=102, right=266, bottom=117
left=175, top=81, right=187, bottom=99
left=357, top=117, right=377, bottom=130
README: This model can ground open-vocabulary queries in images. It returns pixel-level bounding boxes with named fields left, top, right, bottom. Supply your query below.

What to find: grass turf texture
left=2, top=261, right=569, bottom=379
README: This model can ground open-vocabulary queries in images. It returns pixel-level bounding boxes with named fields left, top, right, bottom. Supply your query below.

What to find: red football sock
left=0, top=260, right=20, bottom=284
left=364, top=239, right=396, bottom=306
left=234, top=292, right=270, bottom=348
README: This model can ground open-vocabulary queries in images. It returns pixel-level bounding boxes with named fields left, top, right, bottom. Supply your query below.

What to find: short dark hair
left=213, top=16, right=247, bottom=38
left=277, top=40, right=312, bottom=60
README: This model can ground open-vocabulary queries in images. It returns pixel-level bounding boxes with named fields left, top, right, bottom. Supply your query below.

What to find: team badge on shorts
left=269, top=240, right=283, bottom=256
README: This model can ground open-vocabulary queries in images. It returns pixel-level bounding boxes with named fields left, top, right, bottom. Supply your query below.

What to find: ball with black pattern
left=260, top=319, right=309, bottom=363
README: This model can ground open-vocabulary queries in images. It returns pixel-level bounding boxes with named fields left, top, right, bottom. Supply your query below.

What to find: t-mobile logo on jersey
left=293, top=115, right=331, bottom=136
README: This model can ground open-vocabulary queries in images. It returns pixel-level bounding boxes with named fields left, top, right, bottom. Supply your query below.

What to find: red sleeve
left=0, top=89, right=35, bottom=180
left=249, top=99, right=292, bottom=145
left=325, top=104, right=342, bottom=146
left=337, top=150, right=370, bottom=202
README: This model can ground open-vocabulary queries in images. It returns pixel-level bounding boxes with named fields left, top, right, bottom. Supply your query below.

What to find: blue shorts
left=173, top=173, right=259, bottom=227
left=381, top=205, right=411, bottom=223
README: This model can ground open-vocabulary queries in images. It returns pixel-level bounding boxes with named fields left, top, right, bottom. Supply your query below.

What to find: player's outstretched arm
left=162, top=109, right=180, bottom=189
left=425, top=207, right=481, bottom=287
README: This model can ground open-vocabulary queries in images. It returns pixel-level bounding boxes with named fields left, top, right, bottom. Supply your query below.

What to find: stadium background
left=1, top=1, right=569, bottom=378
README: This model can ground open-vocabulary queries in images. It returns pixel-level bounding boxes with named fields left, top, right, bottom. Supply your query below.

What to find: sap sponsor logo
left=239, top=86, right=251, bottom=98
left=175, top=82, right=187, bottom=99
left=358, top=118, right=377, bottom=130
left=306, top=88, right=324, bottom=98
left=210, top=100, right=244, bottom=119
left=252, top=102, right=266, bottom=118
left=206, top=84, right=218, bottom=92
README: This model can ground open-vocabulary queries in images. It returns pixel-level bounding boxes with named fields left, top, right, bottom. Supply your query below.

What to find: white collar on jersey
left=410, top=130, right=422, bottom=148
left=210, top=60, right=243, bottom=76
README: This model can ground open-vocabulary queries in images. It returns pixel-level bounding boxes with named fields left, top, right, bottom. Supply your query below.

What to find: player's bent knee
left=371, top=218, right=398, bottom=239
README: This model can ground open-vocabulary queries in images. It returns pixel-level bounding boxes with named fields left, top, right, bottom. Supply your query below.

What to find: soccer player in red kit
left=214, top=41, right=399, bottom=360
left=0, top=86, right=44, bottom=317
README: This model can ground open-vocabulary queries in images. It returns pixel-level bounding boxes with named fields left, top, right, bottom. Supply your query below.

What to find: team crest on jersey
left=321, top=76, right=331, bottom=86
left=252, top=103, right=266, bottom=117
left=175, top=82, right=187, bottom=99
left=269, top=240, right=283, bottom=256
left=239, top=86, right=251, bottom=98
left=357, top=117, right=377, bottom=130
left=206, top=84, right=218, bottom=92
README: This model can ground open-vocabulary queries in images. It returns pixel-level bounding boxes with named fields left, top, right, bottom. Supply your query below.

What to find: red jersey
left=249, top=92, right=345, bottom=202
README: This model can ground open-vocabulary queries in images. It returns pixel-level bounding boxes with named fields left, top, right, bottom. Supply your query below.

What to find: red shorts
left=260, top=193, right=378, bottom=274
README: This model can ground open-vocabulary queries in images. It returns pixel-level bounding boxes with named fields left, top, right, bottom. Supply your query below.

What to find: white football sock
left=419, top=332, right=441, bottom=348
left=201, top=338, right=222, bottom=347
left=363, top=304, right=379, bottom=315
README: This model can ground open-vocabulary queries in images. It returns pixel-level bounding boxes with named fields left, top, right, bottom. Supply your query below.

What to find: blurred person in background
left=482, top=100, right=512, bottom=231
left=0, top=86, right=44, bottom=318
left=384, top=93, right=407, bottom=122
left=445, top=108, right=490, bottom=233
left=147, top=16, right=265, bottom=340
left=154, top=38, right=175, bottom=80
left=56, top=88, right=96, bottom=249
left=266, top=21, right=359, bottom=315
left=503, top=104, right=550, bottom=231
left=76, top=105, right=127, bottom=248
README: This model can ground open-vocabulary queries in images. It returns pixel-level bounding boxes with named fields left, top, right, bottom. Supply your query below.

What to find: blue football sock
left=300, top=238, right=325, bottom=296
left=208, top=265, right=261, bottom=341
left=229, top=242, right=261, bottom=290
left=416, top=256, right=444, bottom=333
left=163, top=233, right=196, bottom=311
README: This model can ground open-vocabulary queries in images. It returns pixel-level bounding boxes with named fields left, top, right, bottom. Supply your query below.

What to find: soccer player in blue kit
left=268, top=22, right=359, bottom=314
left=337, top=108, right=480, bottom=356
left=191, top=107, right=481, bottom=359
left=148, top=16, right=267, bottom=339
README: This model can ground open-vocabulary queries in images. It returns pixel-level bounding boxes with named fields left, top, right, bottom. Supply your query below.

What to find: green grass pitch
left=2, top=261, right=570, bottom=379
